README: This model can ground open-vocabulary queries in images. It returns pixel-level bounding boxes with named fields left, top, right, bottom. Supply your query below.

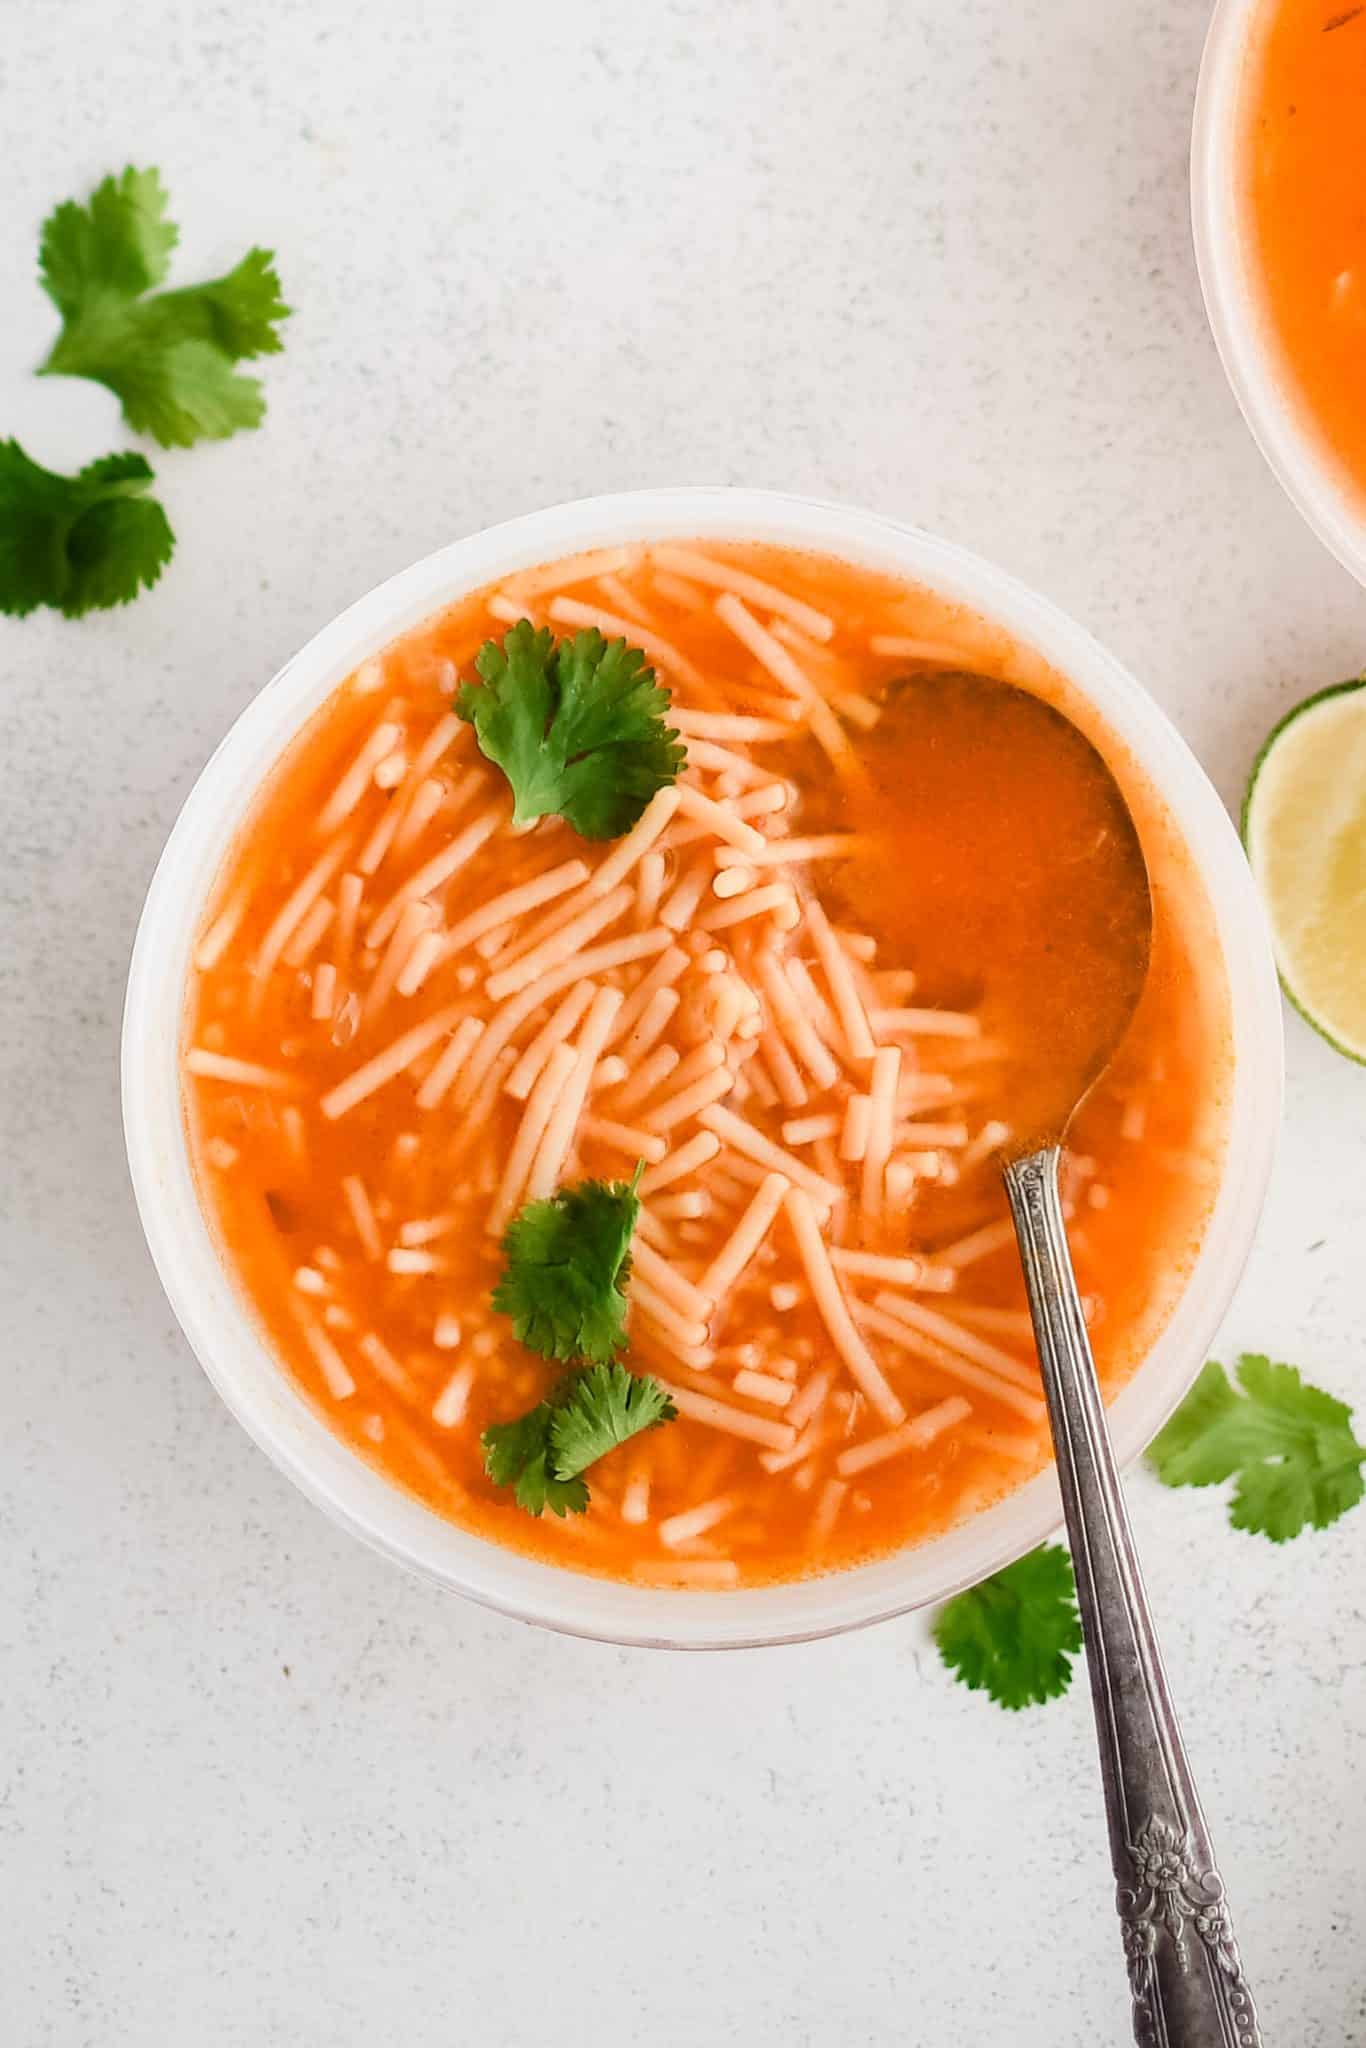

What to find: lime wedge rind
left=1243, top=674, right=1366, bottom=1067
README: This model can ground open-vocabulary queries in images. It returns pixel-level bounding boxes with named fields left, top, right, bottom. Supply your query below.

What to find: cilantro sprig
left=933, top=1545, right=1082, bottom=1710
left=492, top=1168, right=643, bottom=1366
left=37, top=166, right=289, bottom=447
left=457, top=620, right=686, bottom=839
left=0, top=440, right=174, bottom=617
left=483, top=1172, right=677, bottom=1515
left=482, top=1364, right=678, bottom=1517
left=1148, top=1354, right=1365, bottom=1541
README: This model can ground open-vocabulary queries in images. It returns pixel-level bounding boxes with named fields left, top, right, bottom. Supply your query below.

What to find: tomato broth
left=1247, top=0, right=1366, bottom=504
left=183, top=541, right=1231, bottom=1589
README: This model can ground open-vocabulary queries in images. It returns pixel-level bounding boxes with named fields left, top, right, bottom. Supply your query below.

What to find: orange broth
left=1246, top=0, right=1366, bottom=503
left=183, top=541, right=1231, bottom=1589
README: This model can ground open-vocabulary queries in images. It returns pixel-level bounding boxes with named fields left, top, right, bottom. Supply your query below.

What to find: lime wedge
left=1243, top=677, right=1366, bottom=1062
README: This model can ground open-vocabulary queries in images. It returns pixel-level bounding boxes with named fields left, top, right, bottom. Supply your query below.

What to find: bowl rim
left=122, top=485, right=1284, bottom=1650
left=1191, top=0, right=1366, bottom=588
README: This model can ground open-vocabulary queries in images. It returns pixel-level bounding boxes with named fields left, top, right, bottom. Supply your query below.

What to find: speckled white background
left=2, top=1, right=1365, bottom=2042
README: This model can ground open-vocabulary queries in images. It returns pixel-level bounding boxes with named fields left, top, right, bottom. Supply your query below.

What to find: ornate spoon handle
left=1003, top=1146, right=1261, bottom=2048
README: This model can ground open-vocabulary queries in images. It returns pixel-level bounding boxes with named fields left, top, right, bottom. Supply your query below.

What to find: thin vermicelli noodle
left=183, top=540, right=1231, bottom=1585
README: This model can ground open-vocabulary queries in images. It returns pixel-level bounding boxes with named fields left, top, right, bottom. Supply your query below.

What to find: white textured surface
left=2, top=0, right=1365, bottom=2042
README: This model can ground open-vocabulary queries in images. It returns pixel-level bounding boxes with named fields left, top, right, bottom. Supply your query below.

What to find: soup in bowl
left=123, top=490, right=1282, bottom=1647
left=1193, top=0, right=1366, bottom=583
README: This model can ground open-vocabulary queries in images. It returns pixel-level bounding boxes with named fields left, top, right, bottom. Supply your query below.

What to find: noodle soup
left=182, top=541, right=1231, bottom=1589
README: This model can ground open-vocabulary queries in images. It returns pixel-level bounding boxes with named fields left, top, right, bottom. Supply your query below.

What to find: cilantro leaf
left=933, top=1545, right=1082, bottom=1710
left=457, top=621, right=686, bottom=839
left=549, top=629, right=688, bottom=838
left=549, top=1361, right=677, bottom=1478
left=37, top=166, right=289, bottom=447
left=482, top=1365, right=676, bottom=1517
left=459, top=622, right=562, bottom=820
left=38, top=166, right=178, bottom=308
left=482, top=1391, right=590, bottom=1518
left=0, top=439, right=174, bottom=618
left=1149, top=1354, right=1365, bottom=1541
left=492, top=1169, right=643, bottom=1366
left=1146, top=1360, right=1246, bottom=1487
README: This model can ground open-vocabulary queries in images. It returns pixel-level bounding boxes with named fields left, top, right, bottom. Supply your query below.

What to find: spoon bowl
left=866, top=668, right=1154, bottom=1146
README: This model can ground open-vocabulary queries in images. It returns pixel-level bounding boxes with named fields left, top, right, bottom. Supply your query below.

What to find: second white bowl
left=1192, top=0, right=1366, bottom=587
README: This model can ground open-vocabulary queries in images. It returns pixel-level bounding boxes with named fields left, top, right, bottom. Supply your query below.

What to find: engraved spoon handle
left=1003, top=1146, right=1261, bottom=2048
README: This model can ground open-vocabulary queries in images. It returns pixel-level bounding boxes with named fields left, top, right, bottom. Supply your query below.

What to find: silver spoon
left=870, top=674, right=1262, bottom=2048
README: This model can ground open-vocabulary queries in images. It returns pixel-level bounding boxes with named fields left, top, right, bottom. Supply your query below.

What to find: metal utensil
left=877, top=675, right=1261, bottom=2047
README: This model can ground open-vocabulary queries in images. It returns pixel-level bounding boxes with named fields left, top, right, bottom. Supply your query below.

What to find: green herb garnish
left=933, top=1545, right=1082, bottom=1710
left=0, top=439, right=173, bottom=618
left=1148, top=1354, right=1365, bottom=1541
left=457, top=620, right=686, bottom=838
left=482, top=1364, right=677, bottom=1517
left=482, top=1382, right=590, bottom=1517
left=37, top=166, right=289, bottom=447
left=491, top=1168, right=643, bottom=1366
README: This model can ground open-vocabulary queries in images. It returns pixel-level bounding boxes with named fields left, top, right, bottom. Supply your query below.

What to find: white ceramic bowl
left=123, top=488, right=1284, bottom=1649
left=1192, top=0, right=1366, bottom=586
